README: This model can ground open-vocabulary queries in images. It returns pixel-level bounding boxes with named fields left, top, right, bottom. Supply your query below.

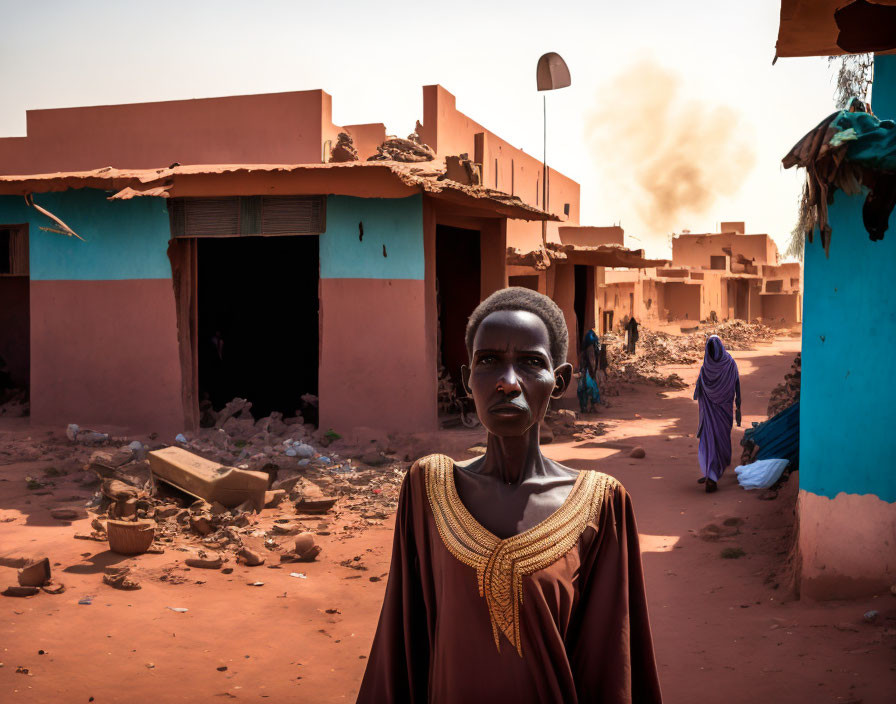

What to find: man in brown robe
left=358, top=288, right=661, bottom=703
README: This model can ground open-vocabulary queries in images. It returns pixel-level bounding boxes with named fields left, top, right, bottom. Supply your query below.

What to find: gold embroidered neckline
left=422, top=454, right=614, bottom=657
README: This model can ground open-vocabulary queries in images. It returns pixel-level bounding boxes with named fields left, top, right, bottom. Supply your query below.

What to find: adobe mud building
left=596, top=222, right=802, bottom=333
left=0, top=85, right=658, bottom=435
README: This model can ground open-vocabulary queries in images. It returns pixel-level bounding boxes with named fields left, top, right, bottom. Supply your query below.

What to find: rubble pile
left=75, top=416, right=406, bottom=559
left=367, top=133, right=436, bottom=163
left=543, top=409, right=607, bottom=441
left=330, top=132, right=359, bottom=163
left=599, top=320, right=777, bottom=393
left=767, top=354, right=801, bottom=417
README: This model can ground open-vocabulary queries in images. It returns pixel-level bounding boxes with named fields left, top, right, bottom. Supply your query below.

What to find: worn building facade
left=0, top=86, right=566, bottom=436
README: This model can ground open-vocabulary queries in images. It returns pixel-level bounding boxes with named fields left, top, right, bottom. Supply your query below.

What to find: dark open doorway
left=197, top=236, right=319, bottom=420
left=0, top=225, right=30, bottom=404
left=573, top=264, right=595, bottom=355
left=436, top=225, right=481, bottom=388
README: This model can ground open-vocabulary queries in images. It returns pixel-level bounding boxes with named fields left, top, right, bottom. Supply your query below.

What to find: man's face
left=464, top=310, right=567, bottom=437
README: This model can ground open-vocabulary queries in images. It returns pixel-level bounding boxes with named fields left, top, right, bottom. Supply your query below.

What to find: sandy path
left=1, top=336, right=893, bottom=703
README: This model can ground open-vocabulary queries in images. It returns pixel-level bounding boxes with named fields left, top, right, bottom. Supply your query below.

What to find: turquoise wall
left=0, top=190, right=427, bottom=282
left=873, top=54, right=896, bottom=117
left=0, top=190, right=172, bottom=281
left=320, top=194, right=423, bottom=280
left=800, top=195, right=896, bottom=502
left=800, top=53, right=896, bottom=503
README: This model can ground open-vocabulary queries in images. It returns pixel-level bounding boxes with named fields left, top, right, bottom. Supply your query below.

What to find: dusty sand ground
left=1, top=336, right=894, bottom=703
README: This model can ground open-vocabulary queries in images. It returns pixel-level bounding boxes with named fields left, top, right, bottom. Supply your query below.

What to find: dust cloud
left=585, top=59, right=755, bottom=234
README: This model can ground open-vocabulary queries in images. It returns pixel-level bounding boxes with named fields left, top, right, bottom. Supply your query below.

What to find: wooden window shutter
left=0, top=226, right=28, bottom=275
left=169, top=197, right=325, bottom=237
left=261, top=196, right=324, bottom=235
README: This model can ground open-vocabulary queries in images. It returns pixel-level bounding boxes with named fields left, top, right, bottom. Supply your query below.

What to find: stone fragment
left=50, top=507, right=87, bottom=521
left=185, top=552, right=224, bottom=569
left=2, top=585, right=39, bottom=597
left=294, top=532, right=322, bottom=562
left=295, top=498, right=337, bottom=515
left=629, top=447, right=646, bottom=459
left=190, top=515, right=214, bottom=536
left=153, top=504, right=180, bottom=520
left=237, top=547, right=266, bottom=567
left=17, top=558, right=51, bottom=587
left=264, top=490, right=286, bottom=508
left=103, top=566, right=141, bottom=590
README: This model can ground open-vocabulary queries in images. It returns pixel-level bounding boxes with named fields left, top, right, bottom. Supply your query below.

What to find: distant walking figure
left=694, top=335, right=742, bottom=493
left=624, top=317, right=640, bottom=354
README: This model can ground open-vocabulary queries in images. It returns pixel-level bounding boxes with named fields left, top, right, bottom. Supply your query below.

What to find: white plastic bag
left=735, top=458, right=790, bottom=490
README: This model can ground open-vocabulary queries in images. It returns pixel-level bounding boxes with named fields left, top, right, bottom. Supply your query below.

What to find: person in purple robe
left=694, top=335, right=741, bottom=493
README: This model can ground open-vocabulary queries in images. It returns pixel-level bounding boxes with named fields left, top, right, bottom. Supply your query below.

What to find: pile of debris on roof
left=368, top=133, right=436, bottom=163
left=767, top=353, right=801, bottom=417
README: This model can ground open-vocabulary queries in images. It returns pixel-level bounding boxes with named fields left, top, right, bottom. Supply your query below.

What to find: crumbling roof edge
left=0, top=162, right=557, bottom=221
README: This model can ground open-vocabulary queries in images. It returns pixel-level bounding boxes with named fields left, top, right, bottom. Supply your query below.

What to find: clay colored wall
left=799, top=178, right=896, bottom=597
left=30, top=279, right=182, bottom=432
left=664, top=282, right=701, bottom=321
left=558, top=226, right=624, bottom=247
left=418, top=85, right=580, bottom=253
left=343, top=123, right=387, bottom=161
left=318, top=278, right=431, bottom=433
left=0, top=90, right=336, bottom=175
left=317, top=194, right=437, bottom=433
left=672, top=232, right=779, bottom=269
left=761, top=292, right=799, bottom=324
left=0, top=276, right=30, bottom=387
left=0, top=190, right=182, bottom=433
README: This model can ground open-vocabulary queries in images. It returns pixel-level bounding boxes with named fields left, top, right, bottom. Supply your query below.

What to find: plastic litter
left=78, top=596, right=93, bottom=605
left=735, top=458, right=790, bottom=490
left=175, top=433, right=187, bottom=444
left=167, top=606, right=189, bottom=613
left=289, top=573, right=307, bottom=579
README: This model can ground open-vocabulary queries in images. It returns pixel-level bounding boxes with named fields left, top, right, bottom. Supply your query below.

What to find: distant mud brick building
left=776, top=3, right=896, bottom=599
left=595, top=224, right=802, bottom=333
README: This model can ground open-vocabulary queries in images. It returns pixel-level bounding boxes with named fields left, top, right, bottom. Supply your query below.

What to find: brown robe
left=357, top=454, right=662, bottom=703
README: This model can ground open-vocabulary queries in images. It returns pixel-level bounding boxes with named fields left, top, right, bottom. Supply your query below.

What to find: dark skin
left=456, top=310, right=576, bottom=539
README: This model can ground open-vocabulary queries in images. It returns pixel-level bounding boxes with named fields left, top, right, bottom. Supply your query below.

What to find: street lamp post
left=536, top=52, right=571, bottom=249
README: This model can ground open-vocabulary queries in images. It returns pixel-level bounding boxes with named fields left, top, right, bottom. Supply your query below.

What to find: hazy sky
left=0, top=0, right=838, bottom=257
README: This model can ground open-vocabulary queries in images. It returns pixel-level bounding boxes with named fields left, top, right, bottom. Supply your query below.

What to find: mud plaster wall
left=798, top=490, right=896, bottom=598
left=663, top=282, right=701, bottom=321
left=0, top=91, right=333, bottom=174
left=799, top=186, right=896, bottom=596
left=318, top=194, right=436, bottom=433
left=761, top=293, right=799, bottom=324
left=0, top=190, right=182, bottom=433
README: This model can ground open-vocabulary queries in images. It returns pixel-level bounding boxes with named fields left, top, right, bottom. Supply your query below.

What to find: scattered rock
left=295, top=498, right=337, bottom=515
left=2, top=586, right=39, bottom=597
left=185, top=552, right=224, bottom=569
left=629, top=447, right=646, bottom=459
left=103, top=566, right=141, bottom=590
left=237, top=547, right=266, bottom=567
left=50, top=507, right=87, bottom=521
left=264, top=490, right=286, bottom=508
